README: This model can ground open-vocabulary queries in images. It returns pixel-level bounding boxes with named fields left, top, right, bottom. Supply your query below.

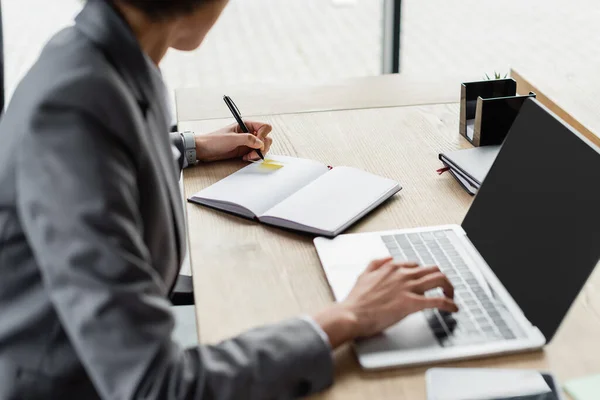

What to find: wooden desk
left=179, top=100, right=600, bottom=399
left=512, top=66, right=600, bottom=147
left=175, top=74, right=464, bottom=122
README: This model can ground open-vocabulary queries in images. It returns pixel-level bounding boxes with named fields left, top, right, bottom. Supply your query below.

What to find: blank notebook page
left=261, top=167, right=399, bottom=232
left=191, top=155, right=329, bottom=216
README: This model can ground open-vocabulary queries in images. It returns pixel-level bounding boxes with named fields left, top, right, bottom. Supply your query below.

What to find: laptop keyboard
left=382, top=230, right=517, bottom=347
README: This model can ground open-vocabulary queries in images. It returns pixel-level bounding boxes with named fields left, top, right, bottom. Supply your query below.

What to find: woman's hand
left=194, top=121, right=273, bottom=162
left=312, top=257, right=458, bottom=348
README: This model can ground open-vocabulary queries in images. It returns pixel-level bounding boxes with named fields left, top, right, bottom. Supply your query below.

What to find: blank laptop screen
left=462, top=98, right=600, bottom=341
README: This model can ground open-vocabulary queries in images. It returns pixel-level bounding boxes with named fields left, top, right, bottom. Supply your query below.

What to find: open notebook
left=188, top=155, right=401, bottom=237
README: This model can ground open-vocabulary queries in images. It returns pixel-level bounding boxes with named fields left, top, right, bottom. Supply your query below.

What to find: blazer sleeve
left=15, top=102, right=334, bottom=399
left=170, top=131, right=187, bottom=171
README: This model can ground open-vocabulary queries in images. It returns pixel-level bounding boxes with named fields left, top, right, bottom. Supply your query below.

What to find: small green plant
left=484, top=71, right=508, bottom=80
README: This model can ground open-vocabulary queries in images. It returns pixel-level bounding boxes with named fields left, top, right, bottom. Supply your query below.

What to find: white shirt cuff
left=300, top=316, right=331, bottom=350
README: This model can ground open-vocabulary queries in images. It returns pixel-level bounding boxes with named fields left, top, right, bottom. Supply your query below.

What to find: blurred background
left=3, top=0, right=600, bottom=107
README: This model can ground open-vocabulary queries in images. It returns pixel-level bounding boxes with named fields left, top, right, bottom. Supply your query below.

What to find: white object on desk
left=426, top=368, right=553, bottom=400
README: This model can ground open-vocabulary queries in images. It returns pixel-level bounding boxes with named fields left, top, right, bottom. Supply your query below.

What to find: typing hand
left=194, top=121, right=273, bottom=162
left=313, top=257, right=458, bottom=348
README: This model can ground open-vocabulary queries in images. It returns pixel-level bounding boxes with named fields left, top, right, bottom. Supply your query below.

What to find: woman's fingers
left=244, top=121, right=272, bottom=139
left=412, top=294, right=459, bottom=313
left=400, top=262, right=420, bottom=269
left=376, top=260, right=419, bottom=274
left=263, top=136, right=273, bottom=154
left=243, top=151, right=259, bottom=161
left=257, top=124, right=272, bottom=139
left=404, top=265, right=441, bottom=280
left=233, top=126, right=275, bottom=161
left=410, top=272, right=455, bottom=299
left=364, top=257, right=394, bottom=272
left=238, top=133, right=264, bottom=149
left=234, top=133, right=263, bottom=162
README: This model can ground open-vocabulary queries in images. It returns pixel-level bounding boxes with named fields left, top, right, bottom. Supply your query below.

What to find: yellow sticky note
left=257, top=158, right=284, bottom=171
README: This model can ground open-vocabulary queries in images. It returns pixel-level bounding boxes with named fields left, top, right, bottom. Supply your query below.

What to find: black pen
left=223, top=95, right=265, bottom=160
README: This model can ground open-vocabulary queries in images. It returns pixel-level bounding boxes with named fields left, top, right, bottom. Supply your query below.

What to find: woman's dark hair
left=116, top=0, right=208, bottom=19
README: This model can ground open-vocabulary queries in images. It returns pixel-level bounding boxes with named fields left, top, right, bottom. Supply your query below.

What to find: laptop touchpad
left=357, top=312, right=441, bottom=353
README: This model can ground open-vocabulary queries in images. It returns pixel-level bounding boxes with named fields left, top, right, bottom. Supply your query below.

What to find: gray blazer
left=0, top=1, right=333, bottom=399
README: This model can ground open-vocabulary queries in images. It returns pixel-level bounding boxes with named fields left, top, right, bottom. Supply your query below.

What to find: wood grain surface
left=175, top=74, right=464, bottom=122
left=512, top=67, right=600, bottom=147
left=179, top=104, right=600, bottom=399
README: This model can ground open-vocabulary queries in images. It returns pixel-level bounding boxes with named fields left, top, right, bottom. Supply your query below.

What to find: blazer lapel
left=74, top=0, right=186, bottom=268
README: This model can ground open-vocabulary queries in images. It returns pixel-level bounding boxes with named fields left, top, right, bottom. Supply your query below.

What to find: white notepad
left=188, top=155, right=401, bottom=237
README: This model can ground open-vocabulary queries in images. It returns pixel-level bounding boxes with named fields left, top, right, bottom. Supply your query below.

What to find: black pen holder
left=460, top=78, right=536, bottom=146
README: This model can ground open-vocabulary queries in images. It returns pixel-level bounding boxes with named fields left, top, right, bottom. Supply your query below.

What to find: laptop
left=314, top=98, right=600, bottom=369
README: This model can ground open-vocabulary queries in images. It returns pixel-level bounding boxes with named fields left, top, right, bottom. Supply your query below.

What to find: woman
left=0, top=1, right=457, bottom=399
